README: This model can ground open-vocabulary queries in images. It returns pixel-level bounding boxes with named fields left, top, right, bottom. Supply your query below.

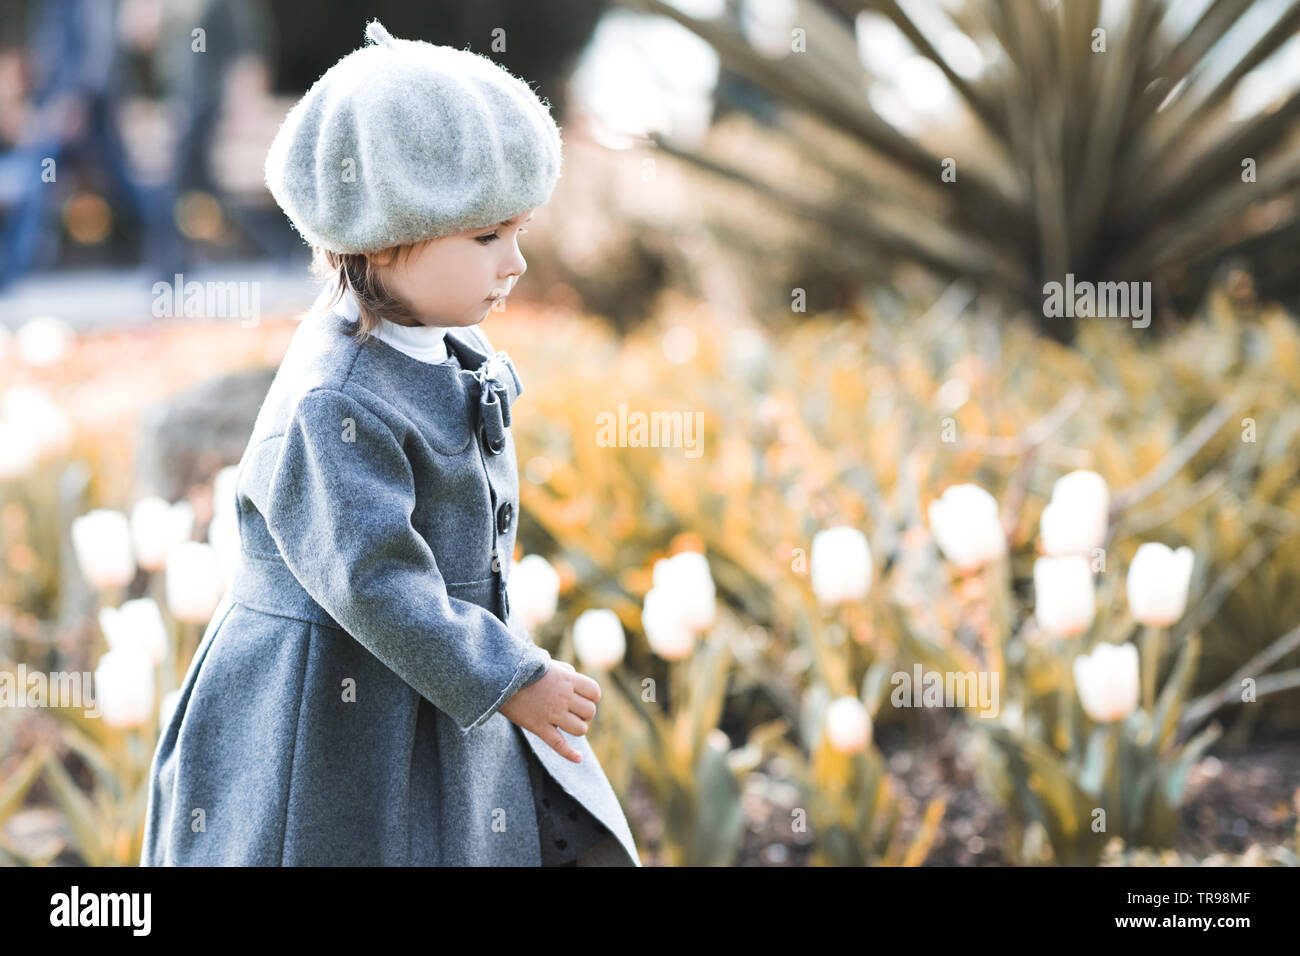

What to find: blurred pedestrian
left=154, top=0, right=276, bottom=269
left=0, top=0, right=174, bottom=289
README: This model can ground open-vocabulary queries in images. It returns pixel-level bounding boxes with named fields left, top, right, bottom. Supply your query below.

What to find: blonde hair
left=310, top=240, right=433, bottom=343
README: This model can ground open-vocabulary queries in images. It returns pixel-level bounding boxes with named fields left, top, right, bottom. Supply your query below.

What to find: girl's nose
left=504, top=242, right=527, bottom=279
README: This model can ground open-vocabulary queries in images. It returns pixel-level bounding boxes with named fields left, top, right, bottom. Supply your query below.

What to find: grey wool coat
left=141, top=305, right=641, bottom=866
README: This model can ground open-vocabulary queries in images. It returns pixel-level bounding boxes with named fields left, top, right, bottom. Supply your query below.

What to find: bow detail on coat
left=473, top=350, right=521, bottom=455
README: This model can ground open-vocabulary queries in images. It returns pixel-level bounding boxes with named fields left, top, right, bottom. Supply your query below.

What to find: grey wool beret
left=264, top=19, right=563, bottom=254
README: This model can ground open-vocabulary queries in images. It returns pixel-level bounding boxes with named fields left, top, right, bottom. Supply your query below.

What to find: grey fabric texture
left=140, top=305, right=639, bottom=866
left=263, top=19, right=564, bottom=255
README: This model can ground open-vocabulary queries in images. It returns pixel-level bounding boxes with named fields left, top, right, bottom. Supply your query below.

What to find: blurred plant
left=617, top=0, right=1300, bottom=334
left=18, top=472, right=233, bottom=866
left=1041, top=470, right=1109, bottom=556
left=36, top=709, right=157, bottom=866
left=601, top=550, right=779, bottom=865
left=974, top=626, right=1221, bottom=865
left=70, top=509, right=136, bottom=594
left=31, top=588, right=187, bottom=865
left=568, top=604, right=640, bottom=798
left=499, top=273, right=1300, bottom=864
left=809, top=525, right=872, bottom=604
left=0, top=741, right=50, bottom=864
left=98, top=597, right=168, bottom=667
left=957, top=429, right=1294, bottom=862
left=129, top=497, right=195, bottom=573
left=928, top=483, right=1006, bottom=572
left=764, top=676, right=947, bottom=866
left=508, top=553, right=563, bottom=634
left=1033, top=554, right=1096, bottom=638
left=0, top=319, right=307, bottom=864
left=163, top=541, right=224, bottom=624
left=613, top=620, right=754, bottom=866
left=573, top=607, right=628, bottom=671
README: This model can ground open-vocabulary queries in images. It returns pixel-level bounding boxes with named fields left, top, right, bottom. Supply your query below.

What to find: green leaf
left=861, top=658, right=895, bottom=718
left=980, top=724, right=1099, bottom=865
left=1077, top=725, right=1116, bottom=797
left=690, top=629, right=734, bottom=764
left=0, top=745, right=47, bottom=824
left=39, top=750, right=107, bottom=867
left=1163, top=721, right=1223, bottom=807
left=1151, top=635, right=1201, bottom=751
left=687, top=742, right=744, bottom=866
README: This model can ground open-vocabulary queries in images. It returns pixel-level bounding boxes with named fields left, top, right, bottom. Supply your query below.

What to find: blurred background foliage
left=617, top=0, right=1300, bottom=340
left=4, top=275, right=1298, bottom=865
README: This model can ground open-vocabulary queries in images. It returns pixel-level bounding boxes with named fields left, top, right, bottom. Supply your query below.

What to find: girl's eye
left=475, top=226, right=528, bottom=245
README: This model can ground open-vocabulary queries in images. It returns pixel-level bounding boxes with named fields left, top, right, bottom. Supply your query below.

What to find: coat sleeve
left=263, top=385, right=552, bottom=733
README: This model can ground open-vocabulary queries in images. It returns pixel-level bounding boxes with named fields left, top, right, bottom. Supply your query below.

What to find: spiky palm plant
left=614, top=0, right=1300, bottom=338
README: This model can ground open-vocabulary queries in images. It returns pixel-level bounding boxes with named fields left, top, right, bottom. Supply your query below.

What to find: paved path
left=0, top=259, right=321, bottom=328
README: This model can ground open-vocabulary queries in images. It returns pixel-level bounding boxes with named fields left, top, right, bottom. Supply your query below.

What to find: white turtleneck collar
left=333, top=285, right=452, bottom=366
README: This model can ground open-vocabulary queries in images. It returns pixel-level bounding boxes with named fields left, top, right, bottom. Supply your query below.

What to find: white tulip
left=159, top=688, right=182, bottom=734
left=725, top=326, right=768, bottom=380
left=1041, top=470, right=1110, bottom=556
left=651, top=551, right=716, bottom=632
left=208, top=506, right=241, bottom=590
left=212, top=464, right=240, bottom=518
left=928, top=483, right=1006, bottom=571
left=2, top=386, right=72, bottom=458
left=98, top=597, right=168, bottom=665
left=94, top=647, right=155, bottom=728
left=573, top=608, right=627, bottom=671
left=1034, top=555, right=1096, bottom=637
left=1073, top=642, right=1139, bottom=723
left=130, top=496, right=196, bottom=572
left=0, top=419, right=40, bottom=480
left=16, top=315, right=73, bottom=367
left=641, top=586, right=695, bottom=660
left=71, top=509, right=137, bottom=591
left=507, top=554, right=561, bottom=632
left=1126, top=543, right=1195, bottom=627
left=825, top=696, right=872, bottom=753
left=165, top=542, right=226, bottom=623
left=810, top=526, right=873, bottom=605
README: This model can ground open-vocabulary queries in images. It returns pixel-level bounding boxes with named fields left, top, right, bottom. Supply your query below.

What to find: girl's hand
left=500, top=660, right=600, bottom=763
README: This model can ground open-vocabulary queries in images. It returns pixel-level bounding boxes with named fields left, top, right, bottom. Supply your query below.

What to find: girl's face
left=374, top=208, right=535, bottom=327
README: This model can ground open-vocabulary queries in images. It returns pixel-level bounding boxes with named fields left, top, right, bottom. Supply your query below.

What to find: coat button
left=481, top=425, right=505, bottom=455
left=496, top=501, right=514, bottom=534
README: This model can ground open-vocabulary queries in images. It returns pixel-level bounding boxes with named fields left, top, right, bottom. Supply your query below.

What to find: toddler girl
left=141, top=20, right=640, bottom=867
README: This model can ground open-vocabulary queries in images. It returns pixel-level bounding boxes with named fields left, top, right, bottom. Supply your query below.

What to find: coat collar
left=321, top=294, right=523, bottom=400
left=321, top=304, right=525, bottom=455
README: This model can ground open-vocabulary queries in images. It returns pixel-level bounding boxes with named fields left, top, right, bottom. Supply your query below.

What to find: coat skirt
left=140, top=305, right=641, bottom=866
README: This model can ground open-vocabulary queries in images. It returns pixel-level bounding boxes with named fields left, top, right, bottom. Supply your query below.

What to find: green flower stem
left=1061, top=643, right=1078, bottom=758
left=149, top=573, right=178, bottom=696
left=1105, top=718, right=1125, bottom=838
left=1141, top=624, right=1162, bottom=715
left=984, top=558, right=1007, bottom=689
